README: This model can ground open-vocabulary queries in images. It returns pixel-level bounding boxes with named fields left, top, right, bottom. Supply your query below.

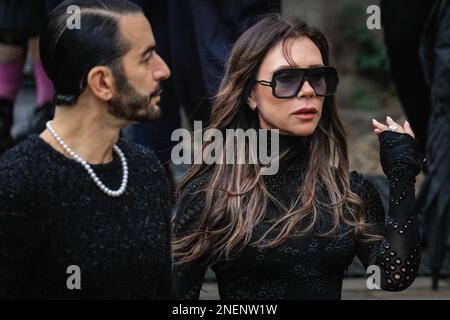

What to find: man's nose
left=153, top=53, right=171, bottom=81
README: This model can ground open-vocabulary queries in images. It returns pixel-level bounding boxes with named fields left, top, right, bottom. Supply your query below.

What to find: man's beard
left=107, top=66, right=162, bottom=123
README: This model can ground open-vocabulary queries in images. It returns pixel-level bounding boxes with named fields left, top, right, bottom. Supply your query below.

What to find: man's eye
left=143, top=53, right=153, bottom=64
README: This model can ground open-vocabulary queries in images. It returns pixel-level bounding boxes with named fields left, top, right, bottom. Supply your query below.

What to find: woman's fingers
left=403, top=120, right=416, bottom=139
left=385, top=116, right=405, bottom=133
left=372, top=119, right=389, bottom=132
left=374, top=128, right=382, bottom=136
left=371, top=116, right=416, bottom=139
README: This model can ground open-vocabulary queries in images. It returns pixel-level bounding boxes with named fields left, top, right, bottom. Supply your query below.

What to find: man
left=0, top=0, right=172, bottom=299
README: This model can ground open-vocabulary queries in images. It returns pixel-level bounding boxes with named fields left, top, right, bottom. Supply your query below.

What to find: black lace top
left=172, top=131, right=424, bottom=299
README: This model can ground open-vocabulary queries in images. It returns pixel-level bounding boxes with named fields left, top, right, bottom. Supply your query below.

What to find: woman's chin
left=282, top=123, right=317, bottom=136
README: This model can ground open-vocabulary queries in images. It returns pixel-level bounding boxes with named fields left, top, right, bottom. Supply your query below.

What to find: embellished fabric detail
left=173, top=131, right=423, bottom=299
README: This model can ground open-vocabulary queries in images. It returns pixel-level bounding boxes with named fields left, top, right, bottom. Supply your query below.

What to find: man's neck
left=40, top=98, right=125, bottom=165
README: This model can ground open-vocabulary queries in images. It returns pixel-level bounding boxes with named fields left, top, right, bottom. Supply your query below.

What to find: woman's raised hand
left=372, top=116, right=415, bottom=139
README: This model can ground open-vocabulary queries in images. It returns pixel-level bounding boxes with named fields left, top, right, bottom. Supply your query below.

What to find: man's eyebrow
left=140, top=44, right=156, bottom=58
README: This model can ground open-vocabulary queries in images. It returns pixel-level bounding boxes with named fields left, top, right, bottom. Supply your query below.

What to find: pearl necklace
left=46, top=121, right=128, bottom=197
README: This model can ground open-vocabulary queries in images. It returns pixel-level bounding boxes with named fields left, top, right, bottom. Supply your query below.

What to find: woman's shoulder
left=174, top=170, right=213, bottom=235
left=179, top=168, right=213, bottom=198
left=349, top=170, right=379, bottom=198
left=176, top=169, right=213, bottom=217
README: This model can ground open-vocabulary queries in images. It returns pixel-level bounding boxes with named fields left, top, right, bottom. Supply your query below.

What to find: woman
left=172, top=15, right=424, bottom=300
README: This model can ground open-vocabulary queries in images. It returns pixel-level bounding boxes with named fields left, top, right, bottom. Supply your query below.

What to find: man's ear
left=86, top=66, right=114, bottom=102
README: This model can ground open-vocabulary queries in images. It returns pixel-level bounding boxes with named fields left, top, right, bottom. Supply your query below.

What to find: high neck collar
left=265, top=131, right=311, bottom=166
left=277, top=133, right=311, bottom=153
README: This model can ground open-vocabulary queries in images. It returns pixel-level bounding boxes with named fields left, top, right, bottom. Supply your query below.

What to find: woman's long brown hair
left=173, top=14, right=381, bottom=265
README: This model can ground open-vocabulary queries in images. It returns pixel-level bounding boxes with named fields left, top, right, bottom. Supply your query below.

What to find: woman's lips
left=292, top=108, right=318, bottom=120
left=293, top=113, right=316, bottom=120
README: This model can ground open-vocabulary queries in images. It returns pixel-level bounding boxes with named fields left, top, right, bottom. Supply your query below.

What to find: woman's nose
left=298, top=79, right=315, bottom=97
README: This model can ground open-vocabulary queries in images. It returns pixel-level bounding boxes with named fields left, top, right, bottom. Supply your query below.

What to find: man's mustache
left=149, top=85, right=163, bottom=100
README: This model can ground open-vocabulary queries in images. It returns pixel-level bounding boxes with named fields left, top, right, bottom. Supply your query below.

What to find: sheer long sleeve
left=172, top=180, right=210, bottom=300
left=354, top=131, right=424, bottom=291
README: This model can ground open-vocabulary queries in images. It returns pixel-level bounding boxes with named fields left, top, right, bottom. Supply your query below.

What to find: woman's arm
left=172, top=181, right=210, bottom=300
left=354, top=130, right=424, bottom=291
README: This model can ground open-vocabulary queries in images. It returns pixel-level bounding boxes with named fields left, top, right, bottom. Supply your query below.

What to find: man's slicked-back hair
left=40, top=0, right=143, bottom=106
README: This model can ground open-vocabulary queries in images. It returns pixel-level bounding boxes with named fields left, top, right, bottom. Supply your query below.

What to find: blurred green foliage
left=339, top=0, right=394, bottom=109
left=340, top=0, right=390, bottom=75
left=350, top=82, right=378, bottom=110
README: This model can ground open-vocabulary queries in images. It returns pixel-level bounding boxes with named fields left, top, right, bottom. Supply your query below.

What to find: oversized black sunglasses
left=255, top=66, right=339, bottom=99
